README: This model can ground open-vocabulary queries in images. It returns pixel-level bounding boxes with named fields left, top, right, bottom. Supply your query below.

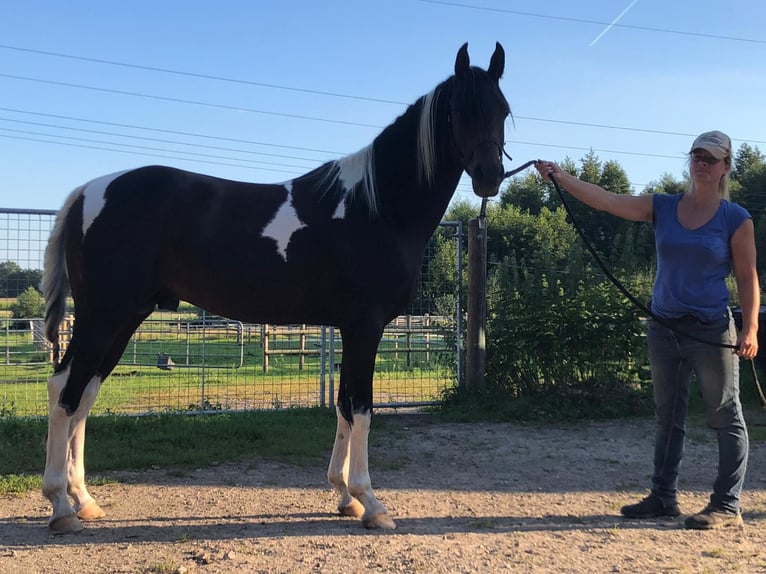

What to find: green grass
left=0, top=408, right=343, bottom=494
left=0, top=316, right=456, bottom=416
left=1, top=408, right=338, bottom=472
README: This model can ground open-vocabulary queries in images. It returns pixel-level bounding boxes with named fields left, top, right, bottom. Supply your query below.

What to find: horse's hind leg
left=44, top=367, right=83, bottom=533
left=44, top=314, right=148, bottom=533
left=44, top=366, right=106, bottom=533
left=67, top=375, right=105, bottom=521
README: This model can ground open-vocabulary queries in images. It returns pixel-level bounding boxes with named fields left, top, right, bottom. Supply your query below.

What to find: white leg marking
left=347, top=412, right=395, bottom=529
left=327, top=407, right=360, bottom=515
left=81, top=170, right=130, bottom=236
left=43, top=369, right=79, bottom=530
left=67, top=377, right=103, bottom=518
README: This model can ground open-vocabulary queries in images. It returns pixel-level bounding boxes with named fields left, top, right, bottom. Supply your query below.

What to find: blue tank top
left=651, top=193, right=751, bottom=323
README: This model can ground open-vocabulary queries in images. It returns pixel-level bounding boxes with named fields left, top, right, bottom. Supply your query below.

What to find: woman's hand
left=735, top=329, right=759, bottom=360
left=534, top=160, right=562, bottom=182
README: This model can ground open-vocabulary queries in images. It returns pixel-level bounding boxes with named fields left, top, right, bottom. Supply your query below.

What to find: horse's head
left=450, top=42, right=510, bottom=198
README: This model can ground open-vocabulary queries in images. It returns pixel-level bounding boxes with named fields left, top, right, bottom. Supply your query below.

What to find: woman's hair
left=686, top=154, right=731, bottom=199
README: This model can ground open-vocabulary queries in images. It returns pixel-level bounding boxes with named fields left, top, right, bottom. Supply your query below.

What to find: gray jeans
left=647, top=313, right=748, bottom=513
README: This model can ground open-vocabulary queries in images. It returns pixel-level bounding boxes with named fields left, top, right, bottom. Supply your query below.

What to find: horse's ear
left=488, top=42, right=505, bottom=81
left=455, top=43, right=470, bottom=77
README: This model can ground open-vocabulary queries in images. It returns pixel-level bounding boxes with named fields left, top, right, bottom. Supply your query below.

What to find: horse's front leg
left=327, top=324, right=395, bottom=530
left=347, top=410, right=395, bottom=529
left=327, top=406, right=365, bottom=518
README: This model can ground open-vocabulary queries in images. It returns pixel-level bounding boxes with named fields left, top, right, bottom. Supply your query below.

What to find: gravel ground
left=3, top=413, right=766, bottom=573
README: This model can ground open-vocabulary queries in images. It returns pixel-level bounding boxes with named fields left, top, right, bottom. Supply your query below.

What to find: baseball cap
left=689, top=130, right=732, bottom=160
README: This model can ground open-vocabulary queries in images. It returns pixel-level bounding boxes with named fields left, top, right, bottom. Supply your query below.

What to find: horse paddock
left=3, top=414, right=766, bottom=573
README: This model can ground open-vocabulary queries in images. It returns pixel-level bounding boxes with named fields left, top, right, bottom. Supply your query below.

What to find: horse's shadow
left=7, top=508, right=761, bottom=548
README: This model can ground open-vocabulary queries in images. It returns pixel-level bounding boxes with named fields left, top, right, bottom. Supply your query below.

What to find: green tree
left=499, top=172, right=548, bottom=215
left=0, top=261, right=43, bottom=298
left=730, top=143, right=766, bottom=219
left=643, top=172, right=687, bottom=195
left=11, top=286, right=45, bottom=318
left=731, top=143, right=765, bottom=184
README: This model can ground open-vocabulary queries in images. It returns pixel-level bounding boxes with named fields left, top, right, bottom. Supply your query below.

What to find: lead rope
left=545, top=172, right=766, bottom=408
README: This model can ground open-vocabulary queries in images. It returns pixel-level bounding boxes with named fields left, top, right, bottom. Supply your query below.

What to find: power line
left=0, top=116, right=331, bottom=164
left=417, top=0, right=766, bottom=45
left=0, top=110, right=694, bottom=164
left=0, top=126, right=316, bottom=170
left=0, top=73, right=385, bottom=130
left=2, top=43, right=764, bottom=145
left=0, top=107, right=347, bottom=155
left=516, top=116, right=766, bottom=146
left=0, top=133, right=299, bottom=175
left=3, top=71, right=764, bottom=148
left=0, top=44, right=406, bottom=106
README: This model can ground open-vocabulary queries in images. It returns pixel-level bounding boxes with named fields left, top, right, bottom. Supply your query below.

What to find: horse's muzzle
left=470, top=175, right=502, bottom=198
left=466, top=141, right=504, bottom=198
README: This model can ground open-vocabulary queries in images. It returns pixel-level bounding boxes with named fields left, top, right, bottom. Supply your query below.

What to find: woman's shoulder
left=722, top=199, right=750, bottom=217
left=651, top=192, right=681, bottom=203
left=650, top=192, right=681, bottom=212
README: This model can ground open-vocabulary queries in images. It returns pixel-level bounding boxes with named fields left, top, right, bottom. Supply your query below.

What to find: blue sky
left=1, top=0, right=765, bottom=210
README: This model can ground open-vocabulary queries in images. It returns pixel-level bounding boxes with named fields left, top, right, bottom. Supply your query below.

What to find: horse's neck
left=372, top=83, right=463, bottom=236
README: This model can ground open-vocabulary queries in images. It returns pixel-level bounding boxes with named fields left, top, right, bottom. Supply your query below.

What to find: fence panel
left=0, top=208, right=462, bottom=416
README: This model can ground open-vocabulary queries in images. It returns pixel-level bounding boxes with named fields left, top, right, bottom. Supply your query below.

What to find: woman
left=535, top=130, right=759, bottom=530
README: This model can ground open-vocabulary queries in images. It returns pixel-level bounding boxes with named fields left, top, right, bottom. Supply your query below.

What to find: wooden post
left=406, top=315, right=412, bottom=367
left=466, top=217, right=487, bottom=390
left=261, top=324, right=269, bottom=373
left=299, top=324, right=306, bottom=370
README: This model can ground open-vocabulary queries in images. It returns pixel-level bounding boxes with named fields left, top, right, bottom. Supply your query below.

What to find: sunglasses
left=691, top=154, right=723, bottom=165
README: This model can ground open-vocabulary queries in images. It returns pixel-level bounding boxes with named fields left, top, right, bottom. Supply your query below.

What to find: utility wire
left=0, top=116, right=332, bottom=163
left=0, top=107, right=346, bottom=155
left=0, top=73, right=384, bottom=130
left=0, top=44, right=406, bottom=106
left=0, top=133, right=299, bottom=174
left=0, top=126, right=315, bottom=170
left=0, top=113, right=694, bottom=163
left=417, top=0, right=766, bottom=45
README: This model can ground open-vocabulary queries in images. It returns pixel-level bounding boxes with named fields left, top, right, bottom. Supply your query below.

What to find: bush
left=11, top=286, right=45, bottom=319
left=484, top=259, right=652, bottom=416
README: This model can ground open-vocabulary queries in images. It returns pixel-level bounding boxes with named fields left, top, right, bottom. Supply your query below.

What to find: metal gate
left=0, top=208, right=463, bottom=416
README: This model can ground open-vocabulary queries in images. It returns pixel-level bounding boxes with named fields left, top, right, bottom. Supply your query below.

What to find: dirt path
left=3, top=415, right=766, bottom=573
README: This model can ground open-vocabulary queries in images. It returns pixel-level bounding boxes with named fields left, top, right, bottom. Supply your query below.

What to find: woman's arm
left=731, top=218, right=760, bottom=359
left=535, top=161, right=653, bottom=223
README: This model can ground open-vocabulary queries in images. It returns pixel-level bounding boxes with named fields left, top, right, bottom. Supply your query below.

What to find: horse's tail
left=42, top=187, right=82, bottom=368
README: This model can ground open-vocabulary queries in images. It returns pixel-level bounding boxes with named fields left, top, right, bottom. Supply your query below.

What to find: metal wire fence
left=0, top=208, right=463, bottom=416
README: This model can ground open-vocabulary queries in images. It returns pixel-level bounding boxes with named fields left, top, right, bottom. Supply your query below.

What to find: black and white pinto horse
left=41, top=43, right=510, bottom=533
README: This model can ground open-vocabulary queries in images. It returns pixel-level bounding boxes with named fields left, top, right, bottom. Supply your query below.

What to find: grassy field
left=0, top=408, right=344, bottom=494
left=0, top=312, right=458, bottom=416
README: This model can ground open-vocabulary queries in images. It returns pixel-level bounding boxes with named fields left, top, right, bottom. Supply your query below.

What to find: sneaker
left=684, top=506, right=744, bottom=530
left=620, top=494, right=681, bottom=519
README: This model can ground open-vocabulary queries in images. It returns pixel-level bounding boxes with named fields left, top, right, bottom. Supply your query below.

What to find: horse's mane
left=416, top=88, right=439, bottom=188
left=320, top=82, right=444, bottom=219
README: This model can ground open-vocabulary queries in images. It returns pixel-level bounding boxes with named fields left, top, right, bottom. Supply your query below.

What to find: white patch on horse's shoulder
left=333, top=200, right=346, bottom=219
left=336, top=146, right=371, bottom=192
left=81, top=170, right=130, bottom=236
left=262, top=183, right=304, bottom=260
left=334, top=145, right=377, bottom=217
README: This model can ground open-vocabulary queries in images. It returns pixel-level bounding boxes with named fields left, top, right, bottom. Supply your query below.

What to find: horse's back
left=63, top=165, right=418, bottom=326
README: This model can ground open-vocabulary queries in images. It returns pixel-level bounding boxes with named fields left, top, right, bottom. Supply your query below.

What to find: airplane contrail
left=590, top=0, right=640, bottom=46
